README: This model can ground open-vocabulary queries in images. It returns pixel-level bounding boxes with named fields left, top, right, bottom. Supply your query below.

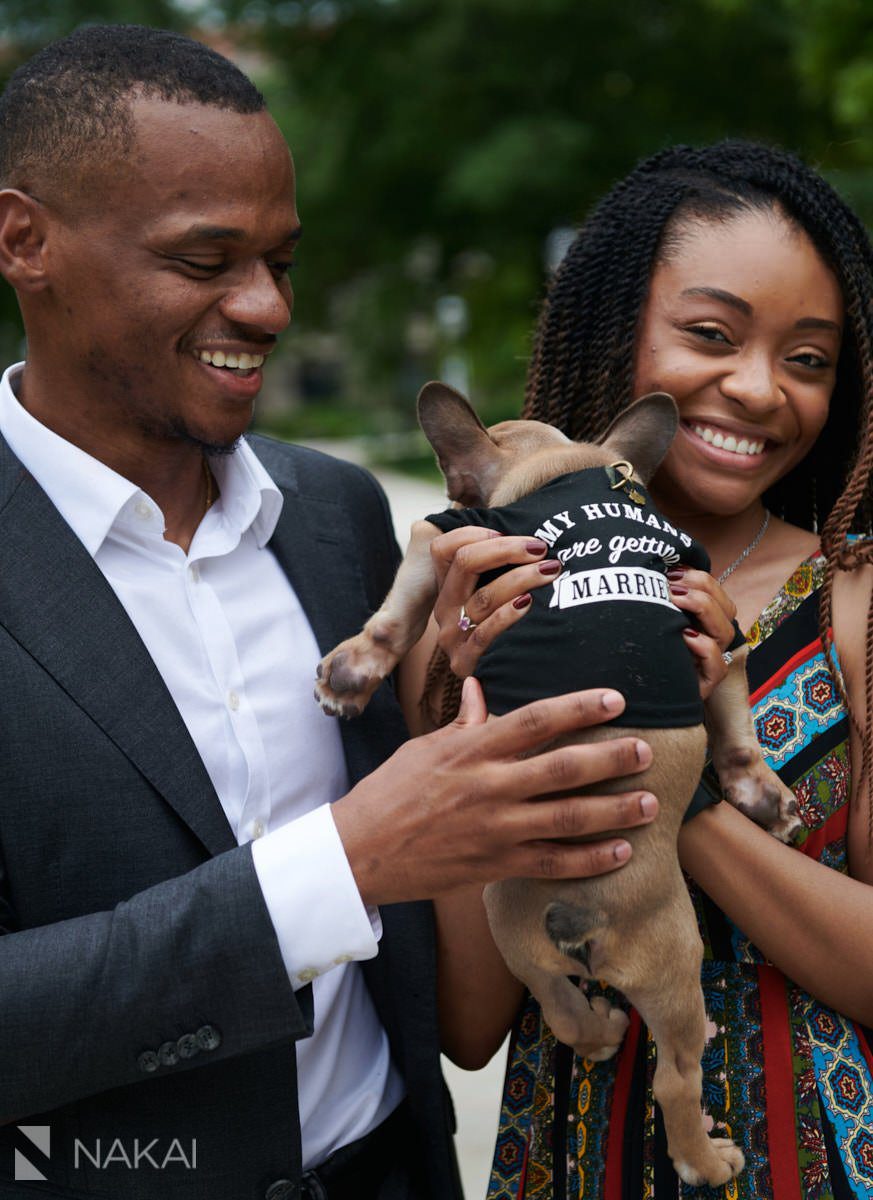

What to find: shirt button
left=228, top=690, right=240, bottom=712
left=188, top=564, right=200, bottom=583
left=251, top=820, right=265, bottom=839
left=134, top=500, right=152, bottom=520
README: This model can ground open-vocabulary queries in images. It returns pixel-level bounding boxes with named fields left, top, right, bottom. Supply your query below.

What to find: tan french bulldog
left=315, top=382, right=800, bottom=1188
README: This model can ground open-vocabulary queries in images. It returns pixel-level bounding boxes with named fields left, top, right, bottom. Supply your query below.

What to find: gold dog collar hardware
left=606, top=461, right=646, bottom=506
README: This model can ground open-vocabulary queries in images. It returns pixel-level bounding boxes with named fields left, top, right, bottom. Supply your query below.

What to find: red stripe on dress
left=604, top=1007, right=641, bottom=1200
left=800, top=803, right=848, bottom=861
left=855, top=1021, right=873, bottom=1077
left=748, top=638, right=822, bottom=707
left=758, top=965, right=803, bottom=1198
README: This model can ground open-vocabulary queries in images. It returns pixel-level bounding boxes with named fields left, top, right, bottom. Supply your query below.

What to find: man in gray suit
left=0, top=25, right=656, bottom=1199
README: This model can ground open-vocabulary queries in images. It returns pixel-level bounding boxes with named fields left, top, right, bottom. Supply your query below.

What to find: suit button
left=176, top=1033, right=200, bottom=1059
left=196, top=1024, right=221, bottom=1052
left=158, top=1040, right=179, bottom=1067
left=265, top=1181, right=298, bottom=1200
left=137, top=1050, right=159, bottom=1074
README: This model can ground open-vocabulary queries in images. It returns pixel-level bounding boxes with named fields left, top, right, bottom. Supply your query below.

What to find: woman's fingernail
left=512, top=593, right=532, bottom=610
left=670, top=583, right=689, bottom=595
left=683, top=627, right=700, bottom=638
left=601, top=689, right=624, bottom=712
left=666, top=567, right=686, bottom=580
left=526, top=540, right=548, bottom=554
left=640, top=793, right=657, bottom=818
left=614, top=841, right=631, bottom=863
left=538, top=560, right=561, bottom=575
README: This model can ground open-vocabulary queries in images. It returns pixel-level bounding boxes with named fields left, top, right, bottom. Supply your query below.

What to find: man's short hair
left=0, top=24, right=266, bottom=196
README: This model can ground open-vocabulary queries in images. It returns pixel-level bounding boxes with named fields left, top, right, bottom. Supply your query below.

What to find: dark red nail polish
left=526, top=540, right=548, bottom=555
left=513, top=593, right=532, bottom=610
left=683, top=627, right=700, bottom=638
left=670, top=583, right=689, bottom=595
left=538, top=560, right=561, bottom=576
left=666, top=567, right=686, bottom=580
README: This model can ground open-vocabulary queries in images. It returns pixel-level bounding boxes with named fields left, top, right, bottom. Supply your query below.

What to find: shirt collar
left=0, top=362, right=283, bottom=556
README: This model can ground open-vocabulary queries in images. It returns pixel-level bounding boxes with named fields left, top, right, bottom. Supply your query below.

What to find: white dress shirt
left=0, top=363, right=403, bottom=1167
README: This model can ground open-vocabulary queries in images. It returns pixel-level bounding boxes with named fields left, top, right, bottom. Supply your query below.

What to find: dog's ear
left=598, top=392, right=679, bottom=484
left=417, top=381, right=502, bottom=506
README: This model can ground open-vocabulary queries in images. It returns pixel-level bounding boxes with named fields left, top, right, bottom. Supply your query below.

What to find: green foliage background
left=0, top=0, right=871, bottom=435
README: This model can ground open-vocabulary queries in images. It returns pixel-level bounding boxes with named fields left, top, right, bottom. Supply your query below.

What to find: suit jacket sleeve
left=0, top=437, right=404, bottom=1120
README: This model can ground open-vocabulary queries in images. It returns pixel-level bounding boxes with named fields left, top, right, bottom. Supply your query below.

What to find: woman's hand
left=667, top=566, right=741, bottom=700
left=429, top=527, right=556, bottom=677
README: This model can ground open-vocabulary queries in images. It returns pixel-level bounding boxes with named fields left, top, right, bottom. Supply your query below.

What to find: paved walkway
left=302, top=439, right=506, bottom=1198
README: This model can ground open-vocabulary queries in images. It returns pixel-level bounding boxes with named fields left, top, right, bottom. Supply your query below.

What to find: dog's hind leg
left=705, top=644, right=801, bottom=841
left=525, top=967, right=629, bottom=1062
left=622, top=912, right=744, bottom=1187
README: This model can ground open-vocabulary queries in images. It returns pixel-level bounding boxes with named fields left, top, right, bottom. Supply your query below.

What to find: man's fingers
left=506, top=733, right=652, bottom=800
left=467, top=688, right=629, bottom=758
left=518, top=789, right=658, bottom=840
left=454, top=677, right=489, bottom=727
left=515, top=836, right=634, bottom=879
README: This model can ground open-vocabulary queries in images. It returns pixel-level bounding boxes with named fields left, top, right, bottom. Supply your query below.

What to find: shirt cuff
left=251, top=804, right=381, bottom=990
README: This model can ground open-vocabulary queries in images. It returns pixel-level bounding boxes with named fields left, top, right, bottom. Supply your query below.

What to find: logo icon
left=14, top=1125, right=50, bottom=1181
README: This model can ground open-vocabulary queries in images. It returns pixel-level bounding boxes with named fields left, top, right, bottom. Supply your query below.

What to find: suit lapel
left=259, top=449, right=374, bottom=656
left=0, top=447, right=235, bottom=856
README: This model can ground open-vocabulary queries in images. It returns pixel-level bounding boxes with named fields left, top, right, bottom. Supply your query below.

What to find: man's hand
left=332, top=684, right=657, bottom=906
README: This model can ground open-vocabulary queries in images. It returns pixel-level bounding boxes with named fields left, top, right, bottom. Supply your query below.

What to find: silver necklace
left=718, top=510, right=770, bottom=584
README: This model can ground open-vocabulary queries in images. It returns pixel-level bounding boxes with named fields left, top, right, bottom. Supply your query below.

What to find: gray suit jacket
left=0, top=433, right=461, bottom=1199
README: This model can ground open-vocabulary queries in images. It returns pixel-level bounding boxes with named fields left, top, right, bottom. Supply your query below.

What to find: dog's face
left=417, top=382, right=680, bottom=509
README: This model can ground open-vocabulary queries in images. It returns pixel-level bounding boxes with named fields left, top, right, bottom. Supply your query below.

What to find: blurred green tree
left=0, top=0, right=870, bottom=432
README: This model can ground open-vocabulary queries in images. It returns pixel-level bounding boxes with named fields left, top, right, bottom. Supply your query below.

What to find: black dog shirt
left=428, top=466, right=742, bottom=728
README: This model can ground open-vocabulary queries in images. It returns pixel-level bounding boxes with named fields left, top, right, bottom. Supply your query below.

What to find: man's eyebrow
left=680, top=286, right=752, bottom=316
left=167, top=224, right=303, bottom=246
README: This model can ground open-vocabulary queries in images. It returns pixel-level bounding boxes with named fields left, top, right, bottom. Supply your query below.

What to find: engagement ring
left=458, top=606, right=477, bottom=633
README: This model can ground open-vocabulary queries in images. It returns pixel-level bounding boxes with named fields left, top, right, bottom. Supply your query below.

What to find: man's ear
left=0, top=190, right=49, bottom=292
left=417, top=381, right=502, bottom=506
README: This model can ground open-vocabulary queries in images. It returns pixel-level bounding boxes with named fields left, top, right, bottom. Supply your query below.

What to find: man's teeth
left=197, top=350, right=265, bottom=370
left=693, top=425, right=765, bottom=456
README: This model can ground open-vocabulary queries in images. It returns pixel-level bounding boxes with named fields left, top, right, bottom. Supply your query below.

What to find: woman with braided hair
left=410, top=139, right=873, bottom=1197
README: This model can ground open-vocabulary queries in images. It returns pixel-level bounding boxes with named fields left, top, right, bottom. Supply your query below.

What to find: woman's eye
left=687, top=323, right=731, bottom=345
left=788, top=351, right=830, bottom=370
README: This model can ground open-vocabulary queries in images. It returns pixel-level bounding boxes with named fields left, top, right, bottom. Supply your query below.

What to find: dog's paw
left=715, top=752, right=802, bottom=842
left=674, top=1136, right=744, bottom=1187
left=574, top=996, right=629, bottom=1062
left=314, top=632, right=399, bottom=718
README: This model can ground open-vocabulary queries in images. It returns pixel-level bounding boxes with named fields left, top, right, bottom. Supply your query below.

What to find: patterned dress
left=487, top=552, right=873, bottom=1200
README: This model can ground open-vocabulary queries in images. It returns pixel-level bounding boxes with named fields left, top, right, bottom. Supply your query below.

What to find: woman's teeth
left=692, top=425, right=765, bottom=457
left=197, top=350, right=265, bottom=372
